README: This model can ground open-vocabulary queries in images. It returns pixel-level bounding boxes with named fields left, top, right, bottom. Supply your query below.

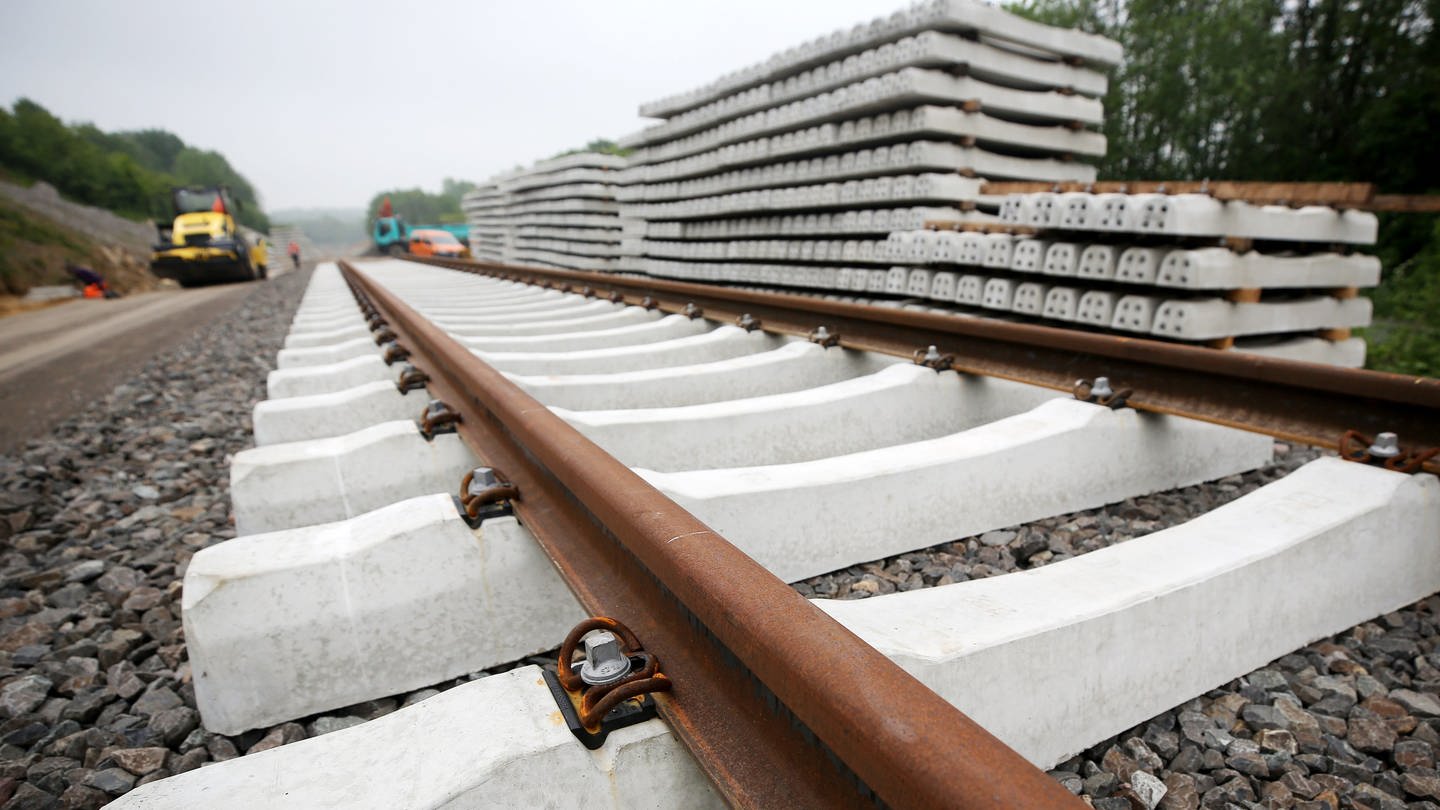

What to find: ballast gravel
left=0, top=276, right=1433, bottom=810
left=1050, top=598, right=1440, bottom=810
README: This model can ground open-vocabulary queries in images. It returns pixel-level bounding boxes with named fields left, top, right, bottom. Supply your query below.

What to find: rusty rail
left=338, top=260, right=1084, bottom=809
left=408, top=255, right=1440, bottom=474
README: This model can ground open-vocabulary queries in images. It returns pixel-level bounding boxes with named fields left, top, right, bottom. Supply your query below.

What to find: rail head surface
left=409, top=254, right=1440, bottom=474
left=338, top=260, right=1086, bottom=810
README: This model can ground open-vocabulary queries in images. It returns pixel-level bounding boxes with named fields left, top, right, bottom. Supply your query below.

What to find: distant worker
left=66, top=263, right=118, bottom=299
left=287, top=240, right=301, bottom=271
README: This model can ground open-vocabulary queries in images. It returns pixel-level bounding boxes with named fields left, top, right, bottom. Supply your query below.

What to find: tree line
left=0, top=98, right=270, bottom=232
left=1008, top=0, right=1440, bottom=375
left=366, top=178, right=476, bottom=226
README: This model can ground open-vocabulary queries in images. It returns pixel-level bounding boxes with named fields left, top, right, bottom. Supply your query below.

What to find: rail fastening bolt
left=1368, top=432, right=1402, bottom=459
left=578, top=631, right=632, bottom=687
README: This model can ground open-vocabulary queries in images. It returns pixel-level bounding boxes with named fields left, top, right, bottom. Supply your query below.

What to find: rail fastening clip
left=1074, top=376, right=1132, bottom=409
left=808, top=326, right=840, bottom=348
left=418, top=399, right=461, bottom=440
left=913, top=345, right=954, bottom=371
left=543, top=617, right=670, bottom=750
left=381, top=341, right=409, bottom=366
left=1339, top=430, right=1439, bottom=474
left=454, top=466, right=517, bottom=528
left=395, top=364, right=429, bottom=394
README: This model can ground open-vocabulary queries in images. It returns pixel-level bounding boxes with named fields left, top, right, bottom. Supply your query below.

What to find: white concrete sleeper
left=110, top=668, right=720, bottom=810
left=186, top=500, right=584, bottom=734
left=821, top=458, right=1440, bottom=768
left=643, top=399, right=1273, bottom=582
left=230, top=421, right=477, bottom=535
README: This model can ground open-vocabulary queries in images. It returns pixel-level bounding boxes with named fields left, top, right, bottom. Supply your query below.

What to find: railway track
left=114, top=256, right=1440, bottom=808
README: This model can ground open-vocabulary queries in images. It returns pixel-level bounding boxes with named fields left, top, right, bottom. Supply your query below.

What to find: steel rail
left=410, top=255, right=1440, bottom=473
left=338, top=260, right=1084, bottom=810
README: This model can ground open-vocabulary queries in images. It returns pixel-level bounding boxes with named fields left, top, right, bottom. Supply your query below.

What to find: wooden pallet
left=979, top=180, right=1440, bottom=212
left=921, top=220, right=1037, bottom=235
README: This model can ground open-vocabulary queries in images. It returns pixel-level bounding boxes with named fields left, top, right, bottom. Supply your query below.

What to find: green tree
left=367, top=177, right=476, bottom=225
left=169, top=148, right=268, bottom=230
left=0, top=98, right=271, bottom=230
left=548, top=138, right=631, bottom=159
left=118, top=129, right=186, bottom=173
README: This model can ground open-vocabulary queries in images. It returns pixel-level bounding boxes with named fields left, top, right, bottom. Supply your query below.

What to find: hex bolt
left=465, top=466, right=504, bottom=498
left=809, top=326, right=839, bottom=347
left=423, top=399, right=451, bottom=423
left=578, top=630, right=632, bottom=687
left=1368, top=432, right=1402, bottom=458
left=1090, top=376, right=1114, bottom=400
left=913, top=345, right=953, bottom=371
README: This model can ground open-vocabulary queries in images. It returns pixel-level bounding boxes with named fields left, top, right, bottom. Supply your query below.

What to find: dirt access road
left=0, top=282, right=263, bottom=453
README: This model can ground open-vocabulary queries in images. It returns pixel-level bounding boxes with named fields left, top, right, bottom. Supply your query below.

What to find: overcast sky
left=0, top=0, right=910, bottom=211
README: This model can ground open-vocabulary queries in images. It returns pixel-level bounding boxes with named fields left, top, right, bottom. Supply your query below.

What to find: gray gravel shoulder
left=0, top=270, right=305, bottom=808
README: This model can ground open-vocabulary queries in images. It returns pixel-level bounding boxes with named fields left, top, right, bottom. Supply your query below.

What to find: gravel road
left=0, top=285, right=257, bottom=455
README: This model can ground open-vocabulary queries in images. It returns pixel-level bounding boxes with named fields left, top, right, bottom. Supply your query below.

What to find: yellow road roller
left=150, top=186, right=267, bottom=286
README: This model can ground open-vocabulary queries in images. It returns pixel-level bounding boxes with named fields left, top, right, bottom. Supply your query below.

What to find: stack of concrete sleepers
left=614, top=0, right=1122, bottom=289
left=462, top=152, right=627, bottom=272
left=460, top=181, right=512, bottom=263
left=874, top=189, right=1380, bottom=366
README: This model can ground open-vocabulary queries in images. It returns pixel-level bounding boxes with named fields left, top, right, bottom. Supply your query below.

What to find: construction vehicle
left=150, top=186, right=266, bottom=286
left=372, top=196, right=410, bottom=256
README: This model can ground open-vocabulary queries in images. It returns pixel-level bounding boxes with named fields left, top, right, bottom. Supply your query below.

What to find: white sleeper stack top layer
left=615, top=0, right=1120, bottom=281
